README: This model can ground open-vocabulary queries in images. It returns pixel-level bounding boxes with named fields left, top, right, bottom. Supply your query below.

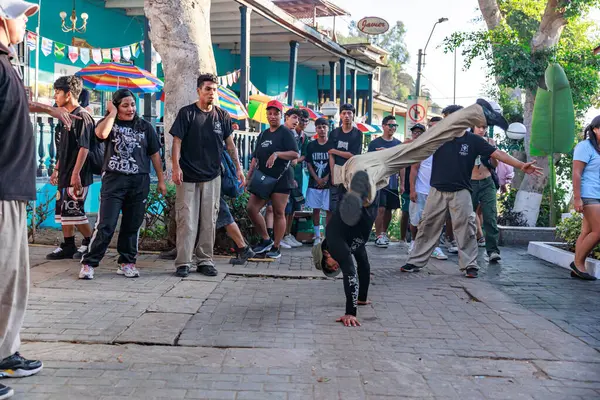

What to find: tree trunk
left=144, top=0, right=216, bottom=176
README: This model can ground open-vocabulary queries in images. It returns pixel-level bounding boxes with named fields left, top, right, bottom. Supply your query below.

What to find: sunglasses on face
left=387, top=124, right=398, bottom=129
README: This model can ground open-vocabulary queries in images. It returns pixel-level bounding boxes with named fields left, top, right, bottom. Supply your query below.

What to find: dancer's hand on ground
left=157, top=180, right=167, bottom=196
left=521, top=161, right=543, bottom=176
left=336, top=315, right=361, bottom=327
left=172, top=166, right=183, bottom=185
left=574, top=197, right=584, bottom=213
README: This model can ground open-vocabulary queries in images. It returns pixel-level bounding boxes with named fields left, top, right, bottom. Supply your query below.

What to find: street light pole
left=415, top=17, right=448, bottom=98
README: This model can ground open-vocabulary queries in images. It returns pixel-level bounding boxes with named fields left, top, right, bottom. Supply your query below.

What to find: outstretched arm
left=491, top=150, right=543, bottom=176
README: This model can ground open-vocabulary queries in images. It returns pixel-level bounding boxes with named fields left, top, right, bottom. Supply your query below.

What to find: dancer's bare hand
left=172, top=166, right=183, bottom=185
left=336, top=315, right=361, bottom=327
left=266, top=153, right=278, bottom=168
left=410, top=191, right=417, bottom=203
left=50, top=170, right=58, bottom=186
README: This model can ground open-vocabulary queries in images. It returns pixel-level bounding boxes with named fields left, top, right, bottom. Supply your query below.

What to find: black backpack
left=79, top=109, right=105, bottom=175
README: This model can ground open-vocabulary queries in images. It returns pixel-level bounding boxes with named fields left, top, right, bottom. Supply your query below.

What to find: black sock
left=64, top=236, right=75, bottom=246
left=267, top=228, right=274, bottom=239
left=83, top=237, right=91, bottom=246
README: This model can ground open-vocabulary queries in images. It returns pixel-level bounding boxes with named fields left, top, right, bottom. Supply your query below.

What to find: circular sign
left=408, top=103, right=426, bottom=123
left=357, top=17, right=390, bottom=35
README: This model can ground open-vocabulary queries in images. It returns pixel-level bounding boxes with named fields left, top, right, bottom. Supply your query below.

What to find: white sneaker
left=447, top=240, right=459, bottom=254
left=79, top=265, right=94, bottom=280
left=375, top=235, right=388, bottom=248
left=283, top=234, right=302, bottom=248
left=383, top=234, right=390, bottom=244
left=489, top=252, right=501, bottom=263
left=279, top=239, right=292, bottom=249
left=432, top=247, right=448, bottom=260
left=313, top=237, right=322, bottom=246
left=117, top=263, right=140, bottom=278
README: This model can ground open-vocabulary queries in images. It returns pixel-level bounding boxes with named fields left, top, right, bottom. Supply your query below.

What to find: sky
left=323, top=0, right=600, bottom=118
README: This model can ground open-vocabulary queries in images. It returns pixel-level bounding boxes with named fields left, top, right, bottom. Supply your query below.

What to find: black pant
left=325, top=230, right=371, bottom=317
left=83, top=173, right=150, bottom=267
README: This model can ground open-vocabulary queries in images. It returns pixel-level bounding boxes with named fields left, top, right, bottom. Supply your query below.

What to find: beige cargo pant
left=341, top=104, right=487, bottom=204
left=408, top=188, right=479, bottom=271
left=175, top=177, right=221, bottom=267
left=0, top=201, right=29, bottom=360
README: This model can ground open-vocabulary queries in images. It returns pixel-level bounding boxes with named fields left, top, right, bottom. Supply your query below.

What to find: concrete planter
left=527, top=241, right=600, bottom=278
left=499, top=226, right=558, bottom=246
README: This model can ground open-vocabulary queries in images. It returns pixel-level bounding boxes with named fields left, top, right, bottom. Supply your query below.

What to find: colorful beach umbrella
left=75, top=62, right=163, bottom=93
left=217, top=86, right=248, bottom=120
left=248, top=94, right=290, bottom=124
left=298, top=106, right=323, bottom=120
left=355, top=122, right=378, bottom=134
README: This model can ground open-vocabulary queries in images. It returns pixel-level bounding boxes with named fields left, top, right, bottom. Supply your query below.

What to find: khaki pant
left=409, top=188, right=479, bottom=271
left=341, top=104, right=487, bottom=203
left=0, top=201, right=29, bottom=359
left=175, top=177, right=221, bottom=267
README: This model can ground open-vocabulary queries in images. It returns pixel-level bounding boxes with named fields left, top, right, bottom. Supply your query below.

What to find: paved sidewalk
left=3, top=243, right=600, bottom=399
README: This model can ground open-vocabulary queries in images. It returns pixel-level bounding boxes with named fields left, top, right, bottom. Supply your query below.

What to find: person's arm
left=490, top=150, right=543, bottom=175
left=573, top=160, right=586, bottom=213
left=225, top=135, right=245, bottom=187
left=409, top=163, right=420, bottom=202
left=70, top=147, right=89, bottom=192
left=96, top=102, right=117, bottom=140
left=172, top=137, right=183, bottom=185
left=50, top=160, right=60, bottom=185
left=487, top=138, right=498, bottom=167
left=150, top=152, right=167, bottom=195
left=329, top=153, right=336, bottom=186
left=328, top=148, right=354, bottom=160
left=29, top=102, right=81, bottom=129
left=247, top=157, right=257, bottom=184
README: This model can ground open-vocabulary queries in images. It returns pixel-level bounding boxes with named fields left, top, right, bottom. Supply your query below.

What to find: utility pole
left=415, top=49, right=423, bottom=98
left=453, top=47, right=457, bottom=104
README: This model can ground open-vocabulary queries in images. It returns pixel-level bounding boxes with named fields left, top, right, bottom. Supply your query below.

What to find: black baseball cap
left=410, top=123, right=426, bottom=132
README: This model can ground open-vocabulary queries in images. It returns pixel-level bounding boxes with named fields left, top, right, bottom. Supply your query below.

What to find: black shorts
left=378, top=188, right=401, bottom=210
left=54, top=186, right=89, bottom=225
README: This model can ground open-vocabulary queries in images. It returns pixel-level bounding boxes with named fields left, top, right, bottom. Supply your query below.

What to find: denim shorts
left=216, top=197, right=235, bottom=229
left=582, top=197, right=600, bottom=206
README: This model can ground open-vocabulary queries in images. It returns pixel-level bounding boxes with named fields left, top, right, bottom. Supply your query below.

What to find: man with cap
left=0, top=1, right=46, bottom=397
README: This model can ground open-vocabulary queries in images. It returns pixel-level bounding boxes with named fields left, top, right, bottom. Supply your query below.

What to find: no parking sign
left=405, top=95, right=429, bottom=138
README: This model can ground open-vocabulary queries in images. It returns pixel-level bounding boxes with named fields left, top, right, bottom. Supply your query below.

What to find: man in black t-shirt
left=170, top=73, right=245, bottom=278
left=306, top=118, right=332, bottom=245
left=402, top=102, right=543, bottom=278
left=328, top=103, right=363, bottom=213
left=47, top=76, right=95, bottom=261
left=368, top=115, right=402, bottom=248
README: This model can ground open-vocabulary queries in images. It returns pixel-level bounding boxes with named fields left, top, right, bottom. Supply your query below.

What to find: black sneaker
left=175, top=265, right=190, bottom=277
left=197, top=264, right=218, bottom=276
left=46, top=242, right=77, bottom=260
left=238, top=245, right=256, bottom=261
left=476, top=98, right=509, bottom=131
left=73, top=238, right=90, bottom=260
left=266, top=246, right=281, bottom=259
left=400, top=263, right=422, bottom=273
left=465, top=267, right=479, bottom=278
left=0, top=384, right=14, bottom=400
left=0, top=352, right=43, bottom=378
left=253, top=238, right=274, bottom=254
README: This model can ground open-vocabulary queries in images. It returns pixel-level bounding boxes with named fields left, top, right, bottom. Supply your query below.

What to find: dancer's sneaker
left=0, top=383, right=13, bottom=399
left=447, top=240, right=459, bottom=254
left=46, top=242, right=76, bottom=260
left=375, top=235, right=388, bottom=248
left=266, top=246, right=281, bottom=259
left=340, top=170, right=371, bottom=226
left=73, top=238, right=90, bottom=259
left=476, top=98, right=509, bottom=131
left=465, top=267, right=479, bottom=278
left=283, top=234, right=302, bottom=248
left=0, top=352, right=43, bottom=378
left=383, top=234, right=390, bottom=245
left=400, top=263, right=422, bottom=273
left=279, top=239, right=292, bottom=249
left=253, top=238, right=274, bottom=254
left=488, top=252, right=502, bottom=263
left=477, top=237, right=486, bottom=247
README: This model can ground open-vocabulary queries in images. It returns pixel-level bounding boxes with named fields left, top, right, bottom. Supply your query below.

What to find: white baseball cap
left=0, top=0, right=39, bottom=20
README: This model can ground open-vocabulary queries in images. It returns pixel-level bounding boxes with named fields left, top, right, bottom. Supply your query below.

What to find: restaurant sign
left=357, top=17, right=389, bottom=35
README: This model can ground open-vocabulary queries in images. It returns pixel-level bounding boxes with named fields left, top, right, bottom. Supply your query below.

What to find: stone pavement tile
left=115, top=312, right=192, bottom=344
left=163, top=280, right=219, bottom=299
left=146, top=297, right=205, bottom=314
left=185, top=389, right=237, bottom=399
left=533, top=360, right=600, bottom=382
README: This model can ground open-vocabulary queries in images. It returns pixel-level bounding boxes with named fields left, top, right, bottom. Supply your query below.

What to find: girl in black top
left=79, top=89, right=166, bottom=280
left=246, top=101, right=299, bottom=259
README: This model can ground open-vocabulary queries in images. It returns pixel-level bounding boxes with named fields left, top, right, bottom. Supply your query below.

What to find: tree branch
left=478, top=0, right=502, bottom=30
left=532, top=0, right=568, bottom=50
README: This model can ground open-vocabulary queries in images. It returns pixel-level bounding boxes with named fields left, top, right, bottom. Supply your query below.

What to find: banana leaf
left=529, top=63, right=575, bottom=156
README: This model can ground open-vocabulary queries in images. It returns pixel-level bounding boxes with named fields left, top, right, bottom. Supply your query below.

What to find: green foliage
left=530, top=63, right=576, bottom=156
left=26, top=191, right=57, bottom=239
left=536, top=183, right=569, bottom=227
left=140, top=183, right=177, bottom=243
left=214, top=192, right=260, bottom=254
left=556, top=212, right=600, bottom=259
left=497, top=88, right=524, bottom=123
left=497, top=188, right=528, bottom=226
